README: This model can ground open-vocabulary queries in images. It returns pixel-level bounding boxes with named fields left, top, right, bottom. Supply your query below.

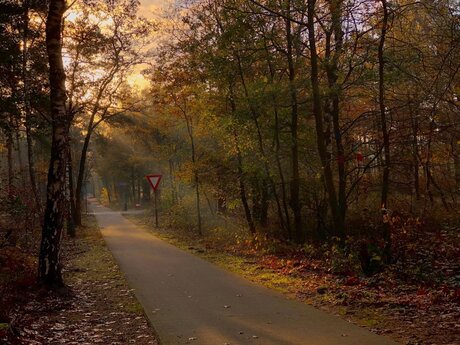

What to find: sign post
left=145, top=174, right=162, bottom=227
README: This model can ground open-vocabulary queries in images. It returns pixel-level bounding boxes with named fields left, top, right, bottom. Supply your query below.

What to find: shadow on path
left=90, top=200, right=398, bottom=345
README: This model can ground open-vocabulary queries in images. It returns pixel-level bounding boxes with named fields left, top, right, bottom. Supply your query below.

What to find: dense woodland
left=0, top=0, right=459, bottom=343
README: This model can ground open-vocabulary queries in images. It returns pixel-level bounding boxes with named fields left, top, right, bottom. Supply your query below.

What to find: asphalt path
left=90, top=200, right=398, bottom=345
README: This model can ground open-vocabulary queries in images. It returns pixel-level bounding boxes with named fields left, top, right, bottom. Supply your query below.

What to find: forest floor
left=0, top=215, right=158, bottom=345
left=126, top=212, right=459, bottom=345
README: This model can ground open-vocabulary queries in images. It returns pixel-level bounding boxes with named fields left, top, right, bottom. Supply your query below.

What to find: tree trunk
left=184, top=110, right=202, bottom=235
left=379, top=0, right=391, bottom=210
left=15, top=125, right=25, bottom=186
left=378, top=0, right=391, bottom=263
left=67, top=144, right=76, bottom=237
left=307, top=0, right=345, bottom=239
left=326, top=0, right=347, bottom=227
left=274, top=108, right=291, bottom=238
left=251, top=179, right=269, bottom=228
left=203, top=189, right=215, bottom=216
left=38, top=0, right=69, bottom=287
left=234, top=54, right=272, bottom=229
left=6, top=116, right=14, bottom=196
left=74, top=126, right=93, bottom=226
left=411, top=108, right=420, bottom=201
left=194, top=175, right=202, bottom=234
left=284, top=3, right=303, bottom=242
left=169, top=158, right=177, bottom=204
left=263, top=38, right=291, bottom=238
left=235, top=131, right=256, bottom=234
left=25, top=118, right=41, bottom=211
left=453, top=133, right=460, bottom=195
left=23, top=1, right=37, bottom=204
left=229, top=84, right=255, bottom=234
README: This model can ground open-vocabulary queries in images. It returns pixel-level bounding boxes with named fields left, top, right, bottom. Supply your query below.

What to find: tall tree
left=307, top=0, right=345, bottom=239
left=377, top=0, right=391, bottom=262
left=38, top=0, right=70, bottom=287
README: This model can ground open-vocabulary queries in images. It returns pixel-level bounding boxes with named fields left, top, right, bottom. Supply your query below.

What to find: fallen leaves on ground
left=0, top=216, right=158, bottom=345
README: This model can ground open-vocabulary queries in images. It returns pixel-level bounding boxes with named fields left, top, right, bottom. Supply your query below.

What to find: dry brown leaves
left=1, top=218, right=158, bottom=345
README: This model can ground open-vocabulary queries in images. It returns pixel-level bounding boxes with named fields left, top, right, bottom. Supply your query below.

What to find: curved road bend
left=89, top=200, right=398, bottom=345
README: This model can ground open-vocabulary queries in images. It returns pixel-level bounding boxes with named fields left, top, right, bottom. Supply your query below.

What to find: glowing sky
left=127, top=0, right=172, bottom=90
left=139, top=0, right=170, bottom=19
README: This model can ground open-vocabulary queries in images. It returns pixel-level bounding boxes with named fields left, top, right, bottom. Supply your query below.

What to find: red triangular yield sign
left=146, top=174, right=162, bottom=191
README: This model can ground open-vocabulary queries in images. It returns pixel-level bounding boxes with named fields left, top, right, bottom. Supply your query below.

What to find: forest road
left=90, top=200, right=398, bottom=345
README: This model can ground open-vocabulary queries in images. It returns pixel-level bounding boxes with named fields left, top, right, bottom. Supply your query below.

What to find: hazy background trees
left=0, top=0, right=459, bottom=285
left=92, top=0, right=460, bottom=265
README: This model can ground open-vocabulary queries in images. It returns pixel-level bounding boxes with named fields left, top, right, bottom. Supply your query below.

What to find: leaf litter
left=0, top=216, right=158, bottom=344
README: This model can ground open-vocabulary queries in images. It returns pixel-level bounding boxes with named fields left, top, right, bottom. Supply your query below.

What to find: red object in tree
left=146, top=174, right=162, bottom=191
left=356, top=152, right=364, bottom=162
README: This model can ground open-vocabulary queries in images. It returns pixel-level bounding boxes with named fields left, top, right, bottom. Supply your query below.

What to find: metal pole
left=154, top=190, right=159, bottom=227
